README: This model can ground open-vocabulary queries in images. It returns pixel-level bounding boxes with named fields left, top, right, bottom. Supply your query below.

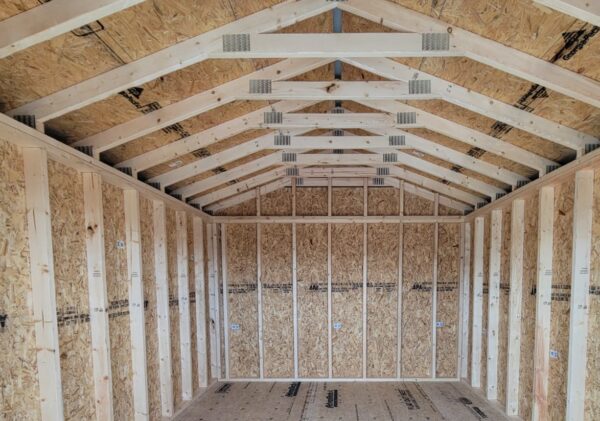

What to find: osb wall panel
left=549, top=178, right=575, bottom=421
left=404, top=191, right=434, bottom=216
left=367, top=187, right=399, bottom=216
left=261, top=224, right=293, bottom=378
left=586, top=169, right=600, bottom=421
left=519, top=193, right=539, bottom=421
left=435, top=223, right=460, bottom=378
left=497, top=205, right=512, bottom=405
left=187, top=215, right=199, bottom=393
left=401, top=223, right=434, bottom=378
left=481, top=214, right=490, bottom=391
left=297, top=224, right=328, bottom=378
left=332, top=187, right=363, bottom=216
left=332, top=224, right=363, bottom=378
left=0, top=140, right=40, bottom=420
left=166, top=208, right=182, bottom=409
left=366, top=223, right=399, bottom=378
left=102, top=183, right=134, bottom=420
left=214, top=198, right=257, bottom=217
left=296, top=187, right=328, bottom=216
left=226, top=224, right=259, bottom=378
left=48, top=161, right=95, bottom=420
left=140, top=197, right=161, bottom=419
left=261, top=188, right=292, bottom=216
left=439, top=204, right=463, bottom=216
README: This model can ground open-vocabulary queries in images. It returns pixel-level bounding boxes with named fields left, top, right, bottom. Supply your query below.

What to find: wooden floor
left=174, top=381, right=514, bottom=420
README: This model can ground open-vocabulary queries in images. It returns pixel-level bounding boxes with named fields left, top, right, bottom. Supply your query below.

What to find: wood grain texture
left=226, top=224, right=259, bottom=378
left=0, top=140, right=40, bottom=420
left=402, top=223, right=434, bottom=378
left=102, top=182, right=134, bottom=419
left=48, top=160, right=95, bottom=420
left=436, top=223, right=460, bottom=378
left=261, top=223, right=293, bottom=378
left=297, top=223, right=329, bottom=378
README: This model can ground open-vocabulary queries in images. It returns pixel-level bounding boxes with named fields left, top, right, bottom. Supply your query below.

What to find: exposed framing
left=431, top=193, right=439, bottom=378
left=22, top=147, right=64, bottom=421
left=221, top=224, right=230, bottom=380
left=532, top=186, right=555, bottom=421
left=486, top=209, right=502, bottom=400
left=565, top=170, right=595, bottom=421
left=152, top=200, right=174, bottom=417
left=124, top=189, right=149, bottom=419
left=471, top=216, right=484, bottom=389
left=396, top=180, right=405, bottom=378
left=176, top=211, right=193, bottom=399
left=460, top=222, right=472, bottom=380
left=506, top=199, right=524, bottom=416
left=192, top=217, right=209, bottom=388
left=83, top=172, right=114, bottom=420
left=0, top=0, right=145, bottom=59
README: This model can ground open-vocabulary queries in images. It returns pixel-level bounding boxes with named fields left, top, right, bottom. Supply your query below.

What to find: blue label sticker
left=550, top=350, right=559, bottom=359
left=230, top=323, right=240, bottom=331
left=333, top=322, right=342, bottom=330
left=436, top=321, right=444, bottom=328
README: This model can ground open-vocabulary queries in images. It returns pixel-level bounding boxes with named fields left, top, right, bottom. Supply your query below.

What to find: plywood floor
left=174, top=381, right=513, bottom=421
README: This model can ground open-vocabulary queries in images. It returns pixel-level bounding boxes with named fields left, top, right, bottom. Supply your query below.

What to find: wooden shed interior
left=1, top=0, right=600, bottom=420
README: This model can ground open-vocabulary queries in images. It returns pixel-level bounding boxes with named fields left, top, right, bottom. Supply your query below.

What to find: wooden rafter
left=205, top=177, right=471, bottom=213
left=71, top=59, right=328, bottom=155
left=189, top=159, right=482, bottom=207
left=344, top=57, right=598, bottom=153
left=0, top=0, right=146, bottom=59
left=355, top=99, right=558, bottom=174
left=7, top=0, right=337, bottom=121
left=534, top=0, right=600, bottom=27
left=339, top=0, right=600, bottom=108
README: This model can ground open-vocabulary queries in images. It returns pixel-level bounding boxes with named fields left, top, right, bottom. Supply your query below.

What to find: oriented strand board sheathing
left=102, top=182, right=134, bottom=419
left=0, top=140, right=40, bottom=420
left=404, top=191, right=435, bottom=216
left=401, top=223, right=434, bottom=378
left=0, top=0, right=282, bottom=110
left=226, top=224, right=259, bottom=378
left=0, top=0, right=39, bottom=20
left=297, top=224, right=328, bottom=378
left=497, top=205, right=512, bottom=406
left=48, top=160, right=95, bottom=420
left=332, top=187, right=364, bottom=216
left=367, top=187, right=399, bottom=216
left=187, top=215, right=199, bottom=393
left=296, top=187, right=328, bottom=216
left=214, top=198, right=257, bottom=217
left=260, top=188, right=292, bottom=216
left=519, top=193, right=539, bottom=421
left=261, top=224, right=294, bottom=378
left=435, top=223, right=460, bottom=378
left=332, top=224, right=364, bottom=378
left=585, top=169, right=600, bottom=421
left=439, top=204, right=464, bottom=217
left=139, top=197, right=161, bottom=419
left=366, top=223, right=399, bottom=377
left=167, top=208, right=182, bottom=409
left=549, top=178, right=575, bottom=421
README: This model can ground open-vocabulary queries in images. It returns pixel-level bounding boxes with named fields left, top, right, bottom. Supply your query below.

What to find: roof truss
left=8, top=0, right=600, bottom=123
left=534, top=0, right=600, bottom=27
left=0, top=0, right=146, bottom=59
